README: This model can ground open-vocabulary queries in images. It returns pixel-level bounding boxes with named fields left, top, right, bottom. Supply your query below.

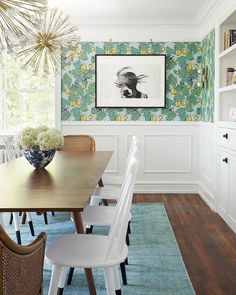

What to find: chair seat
left=46, top=234, right=128, bottom=268
left=82, top=205, right=132, bottom=227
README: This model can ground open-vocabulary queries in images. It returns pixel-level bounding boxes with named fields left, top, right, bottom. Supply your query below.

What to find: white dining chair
left=90, top=135, right=138, bottom=206
left=1, top=137, right=35, bottom=244
left=46, top=156, right=138, bottom=295
left=65, top=151, right=138, bottom=292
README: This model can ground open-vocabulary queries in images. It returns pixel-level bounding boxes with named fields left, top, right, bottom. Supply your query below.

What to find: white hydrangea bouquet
left=16, top=126, right=64, bottom=169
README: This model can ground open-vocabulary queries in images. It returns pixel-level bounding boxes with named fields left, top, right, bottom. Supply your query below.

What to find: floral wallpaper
left=61, top=42, right=203, bottom=121
left=200, top=30, right=215, bottom=122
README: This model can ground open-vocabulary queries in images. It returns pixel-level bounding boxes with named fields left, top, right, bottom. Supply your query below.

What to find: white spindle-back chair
left=46, top=155, right=138, bottom=295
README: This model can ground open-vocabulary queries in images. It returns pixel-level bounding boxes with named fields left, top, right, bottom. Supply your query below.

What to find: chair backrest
left=0, top=225, right=47, bottom=295
left=105, top=155, right=139, bottom=261
left=119, top=146, right=139, bottom=194
left=125, top=135, right=137, bottom=168
left=60, top=135, right=96, bottom=152
left=2, top=137, right=20, bottom=162
left=120, top=135, right=137, bottom=182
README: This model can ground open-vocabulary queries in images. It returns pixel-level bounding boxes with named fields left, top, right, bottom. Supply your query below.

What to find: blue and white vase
left=23, top=147, right=56, bottom=169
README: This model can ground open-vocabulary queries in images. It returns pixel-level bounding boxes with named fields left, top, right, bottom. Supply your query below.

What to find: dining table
left=0, top=150, right=113, bottom=295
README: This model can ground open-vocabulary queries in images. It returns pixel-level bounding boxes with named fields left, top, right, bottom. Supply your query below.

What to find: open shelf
left=218, top=84, right=236, bottom=93
left=217, top=7, right=236, bottom=125
left=219, top=43, right=236, bottom=58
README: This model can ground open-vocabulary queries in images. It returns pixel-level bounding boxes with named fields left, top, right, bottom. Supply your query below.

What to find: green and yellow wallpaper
left=201, top=30, right=215, bottom=122
left=61, top=42, right=202, bottom=121
left=61, top=35, right=215, bottom=122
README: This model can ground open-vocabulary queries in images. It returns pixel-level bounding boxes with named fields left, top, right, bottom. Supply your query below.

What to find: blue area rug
left=2, top=203, right=195, bottom=294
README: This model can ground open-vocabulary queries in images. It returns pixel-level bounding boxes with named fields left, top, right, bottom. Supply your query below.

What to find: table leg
left=72, top=211, right=96, bottom=295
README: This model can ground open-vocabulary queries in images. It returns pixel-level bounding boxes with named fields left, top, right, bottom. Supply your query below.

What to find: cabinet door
left=218, top=151, right=229, bottom=217
left=228, top=153, right=236, bottom=229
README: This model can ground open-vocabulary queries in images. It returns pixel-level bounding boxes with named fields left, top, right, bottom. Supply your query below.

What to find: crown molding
left=194, top=0, right=218, bottom=24
left=72, top=17, right=197, bottom=26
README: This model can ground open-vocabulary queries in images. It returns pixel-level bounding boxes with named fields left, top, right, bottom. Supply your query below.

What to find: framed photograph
left=95, top=54, right=166, bottom=108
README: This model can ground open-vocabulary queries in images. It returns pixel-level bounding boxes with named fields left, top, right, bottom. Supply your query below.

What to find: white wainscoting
left=199, top=122, right=216, bottom=210
left=61, top=121, right=201, bottom=193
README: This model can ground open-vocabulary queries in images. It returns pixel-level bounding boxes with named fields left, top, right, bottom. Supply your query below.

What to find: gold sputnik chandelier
left=18, top=7, right=79, bottom=74
left=0, top=0, right=47, bottom=52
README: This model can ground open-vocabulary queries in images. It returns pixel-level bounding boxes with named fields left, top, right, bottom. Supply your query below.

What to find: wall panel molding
left=61, top=122, right=200, bottom=193
left=143, top=134, right=192, bottom=173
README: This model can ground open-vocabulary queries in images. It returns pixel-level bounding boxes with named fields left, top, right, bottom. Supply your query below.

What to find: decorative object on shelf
left=226, top=67, right=234, bottom=86
left=0, top=0, right=46, bottom=53
left=16, top=126, right=64, bottom=169
left=17, top=7, right=79, bottom=74
left=197, top=67, right=208, bottom=88
left=95, top=54, right=166, bottom=108
left=232, top=69, right=236, bottom=84
left=224, top=29, right=236, bottom=50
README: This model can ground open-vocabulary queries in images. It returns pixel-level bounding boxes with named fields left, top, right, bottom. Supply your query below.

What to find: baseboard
left=198, top=182, right=216, bottom=211
left=103, top=177, right=217, bottom=207
left=134, top=181, right=200, bottom=193
left=103, top=176, right=200, bottom=194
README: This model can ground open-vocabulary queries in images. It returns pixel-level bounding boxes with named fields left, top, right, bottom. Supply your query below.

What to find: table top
left=0, top=151, right=112, bottom=212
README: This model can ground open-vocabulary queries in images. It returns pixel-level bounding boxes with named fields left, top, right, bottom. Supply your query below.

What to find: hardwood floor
left=133, top=194, right=236, bottom=295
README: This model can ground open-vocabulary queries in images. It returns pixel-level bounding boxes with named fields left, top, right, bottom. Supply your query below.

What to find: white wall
left=77, top=23, right=200, bottom=42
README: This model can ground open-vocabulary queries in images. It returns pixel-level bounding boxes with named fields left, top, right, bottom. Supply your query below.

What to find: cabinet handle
left=223, top=157, right=228, bottom=164
left=223, top=133, right=228, bottom=139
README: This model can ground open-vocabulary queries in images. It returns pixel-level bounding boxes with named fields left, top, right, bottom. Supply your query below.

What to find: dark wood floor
left=133, top=194, right=236, bottom=295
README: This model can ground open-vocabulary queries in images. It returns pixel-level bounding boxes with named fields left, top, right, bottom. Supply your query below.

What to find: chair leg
left=125, top=257, right=128, bottom=265
left=9, top=212, right=13, bottom=225
left=22, top=212, right=27, bottom=224
left=48, top=265, right=63, bottom=295
left=113, top=265, right=122, bottom=294
left=104, top=266, right=116, bottom=295
left=26, top=212, right=35, bottom=236
left=120, top=262, right=127, bottom=285
left=126, top=230, right=130, bottom=246
left=127, top=221, right=131, bottom=234
left=67, top=267, right=74, bottom=285
left=13, top=212, right=21, bottom=244
left=43, top=212, right=48, bottom=224
left=57, top=267, right=67, bottom=295
left=51, top=212, right=55, bottom=216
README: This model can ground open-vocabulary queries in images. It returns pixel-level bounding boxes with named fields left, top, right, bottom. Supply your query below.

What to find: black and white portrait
left=115, top=67, right=148, bottom=99
left=95, top=54, right=166, bottom=108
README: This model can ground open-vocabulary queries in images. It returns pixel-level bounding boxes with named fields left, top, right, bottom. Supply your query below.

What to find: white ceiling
left=48, top=0, right=218, bottom=25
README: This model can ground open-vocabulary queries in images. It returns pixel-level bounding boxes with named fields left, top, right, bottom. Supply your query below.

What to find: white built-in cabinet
left=218, top=144, right=236, bottom=232
left=216, top=7, right=236, bottom=233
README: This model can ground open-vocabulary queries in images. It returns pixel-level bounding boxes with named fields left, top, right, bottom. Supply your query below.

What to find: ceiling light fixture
left=0, top=0, right=47, bottom=52
left=17, top=7, right=79, bottom=74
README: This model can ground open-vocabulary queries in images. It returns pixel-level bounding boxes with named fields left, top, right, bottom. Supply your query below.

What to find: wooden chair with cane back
left=60, top=135, right=104, bottom=188
left=60, top=135, right=95, bottom=153
left=0, top=225, right=47, bottom=295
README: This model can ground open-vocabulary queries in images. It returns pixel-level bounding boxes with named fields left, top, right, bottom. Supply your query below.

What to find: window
left=0, top=53, right=56, bottom=130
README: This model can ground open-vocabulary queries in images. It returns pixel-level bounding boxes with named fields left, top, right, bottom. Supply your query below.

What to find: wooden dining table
left=0, top=150, right=113, bottom=295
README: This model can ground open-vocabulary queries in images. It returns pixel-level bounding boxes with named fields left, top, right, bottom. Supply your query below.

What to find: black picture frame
left=95, top=54, right=166, bottom=108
